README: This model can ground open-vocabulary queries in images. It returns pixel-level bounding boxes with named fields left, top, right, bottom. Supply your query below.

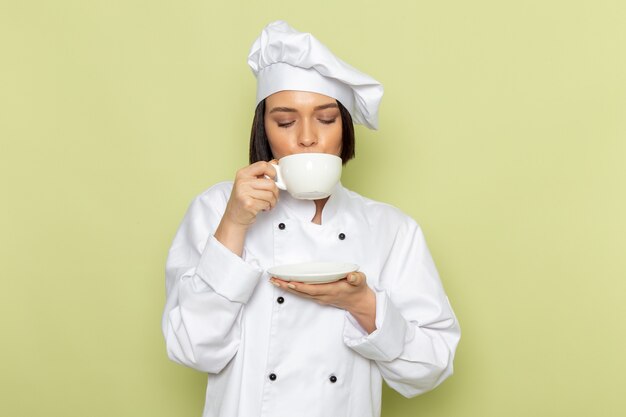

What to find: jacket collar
left=278, top=182, right=345, bottom=225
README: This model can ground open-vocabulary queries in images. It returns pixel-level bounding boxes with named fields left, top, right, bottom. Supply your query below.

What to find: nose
left=298, top=120, right=318, bottom=148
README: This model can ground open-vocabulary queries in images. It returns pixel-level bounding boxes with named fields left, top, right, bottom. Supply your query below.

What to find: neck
left=311, top=197, right=329, bottom=225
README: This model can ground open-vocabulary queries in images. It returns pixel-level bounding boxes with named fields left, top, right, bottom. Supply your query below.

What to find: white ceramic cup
left=271, top=153, right=342, bottom=200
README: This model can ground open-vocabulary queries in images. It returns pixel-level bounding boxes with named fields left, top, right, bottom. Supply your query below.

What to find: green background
left=1, top=1, right=625, bottom=416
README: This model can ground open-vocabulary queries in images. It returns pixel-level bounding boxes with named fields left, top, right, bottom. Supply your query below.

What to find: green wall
left=1, top=1, right=625, bottom=416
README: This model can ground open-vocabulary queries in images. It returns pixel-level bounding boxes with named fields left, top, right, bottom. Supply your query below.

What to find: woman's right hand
left=224, top=161, right=279, bottom=226
left=215, top=161, right=279, bottom=256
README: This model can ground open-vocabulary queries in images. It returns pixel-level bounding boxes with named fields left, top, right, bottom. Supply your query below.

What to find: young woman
left=163, top=20, right=460, bottom=417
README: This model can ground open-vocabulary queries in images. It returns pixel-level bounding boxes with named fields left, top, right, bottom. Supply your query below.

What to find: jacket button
left=338, top=233, right=346, bottom=240
left=269, top=373, right=277, bottom=381
left=329, top=375, right=337, bottom=383
left=277, top=296, right=284, bottom=304
left=278, top=223, right=286, bottom=230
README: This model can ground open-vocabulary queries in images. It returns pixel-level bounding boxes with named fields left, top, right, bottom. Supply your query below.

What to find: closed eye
left=277, top=121, right=295, bottom=128
left=319, top=118, right=337, bottom=125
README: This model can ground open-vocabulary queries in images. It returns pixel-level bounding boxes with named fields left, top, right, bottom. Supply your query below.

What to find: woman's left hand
left=270, top=272, right=377, bottom=334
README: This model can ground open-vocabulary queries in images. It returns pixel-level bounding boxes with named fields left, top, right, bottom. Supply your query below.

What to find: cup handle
left=270, top=163, right=287, bottom=190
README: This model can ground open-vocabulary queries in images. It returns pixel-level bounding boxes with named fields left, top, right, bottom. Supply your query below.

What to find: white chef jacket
left=162, top=181, right=460, bottom=417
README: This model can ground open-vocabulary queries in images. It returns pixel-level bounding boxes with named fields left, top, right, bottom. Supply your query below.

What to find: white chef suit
left=162, top=180, right=460, bottom=417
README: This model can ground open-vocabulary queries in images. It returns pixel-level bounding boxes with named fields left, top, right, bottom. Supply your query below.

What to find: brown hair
left=248, top=99, right=355, bottom=165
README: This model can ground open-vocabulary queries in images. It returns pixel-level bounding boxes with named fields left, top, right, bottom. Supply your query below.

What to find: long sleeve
left=162, top=183, right=263, bottom=373
left=343, top=219, right=460, bottom=397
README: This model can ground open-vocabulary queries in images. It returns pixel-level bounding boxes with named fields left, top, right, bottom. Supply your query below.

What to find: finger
left=269, top=277, right=290, bottom=287
left=234, top=182, right=279, bottom=206
left=269, top=278, right=305, bottom=290
left=246, top=178, right=279, bottom=200
left=238, top=177, right=278, bottom=194
left=269, top=277, right=282, bottom=288
left=241, top=161, right=277, bottom=179
left=245, top=190, right=278, bottom=209
left=269, top=279, right=316, bottom=299
left=287, top=281, right=336, bottom=297
left=270, top=280, right=341, bottom=307
left=282, top=285, right=321, bottom=302
left=239, top=197, right=272, bottom=214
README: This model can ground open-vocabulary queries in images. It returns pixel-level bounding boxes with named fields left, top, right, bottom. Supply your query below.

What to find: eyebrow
left=268, top=103, right=339, bottom=114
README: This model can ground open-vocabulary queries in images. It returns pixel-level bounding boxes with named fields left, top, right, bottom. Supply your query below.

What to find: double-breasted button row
left=277, top=222, right=345, bottom=241
left=268, top=373, right=337, bottom=383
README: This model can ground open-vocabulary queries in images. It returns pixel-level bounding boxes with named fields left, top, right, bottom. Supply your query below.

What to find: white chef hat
left=247, top=20, right=384, bottom=130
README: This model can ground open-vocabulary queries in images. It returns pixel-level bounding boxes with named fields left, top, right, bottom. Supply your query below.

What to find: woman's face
left=264, top=90, right=343, bottom=159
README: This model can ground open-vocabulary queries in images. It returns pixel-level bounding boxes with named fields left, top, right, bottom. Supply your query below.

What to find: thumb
left=347, top=272, right=364, bottom=286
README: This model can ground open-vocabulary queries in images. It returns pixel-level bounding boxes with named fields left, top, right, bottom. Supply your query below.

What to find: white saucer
left=267, top=261, right=359, bottom=284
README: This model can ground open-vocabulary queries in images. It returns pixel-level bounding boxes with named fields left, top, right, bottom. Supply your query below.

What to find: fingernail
left=287, top=283, right=296, bottom=289
left=348, top=274, right=356, bottom=283
left=270, top=280, right=280, bottom=287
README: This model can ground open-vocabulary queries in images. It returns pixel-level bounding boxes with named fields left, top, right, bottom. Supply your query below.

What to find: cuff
left=343, top=290, right=412, bottom=362
left=196, top=234, right=263, bottom=303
